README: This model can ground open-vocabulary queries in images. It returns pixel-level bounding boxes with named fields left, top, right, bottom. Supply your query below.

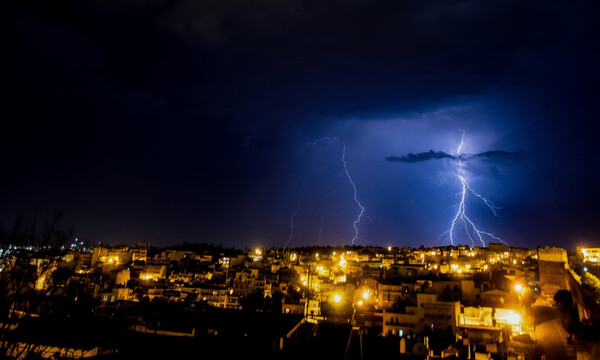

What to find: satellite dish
left=412, top=342, right=428, bottom=357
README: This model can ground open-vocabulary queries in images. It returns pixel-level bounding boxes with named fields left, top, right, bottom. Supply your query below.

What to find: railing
left=384, top=322, right=415, bottom=327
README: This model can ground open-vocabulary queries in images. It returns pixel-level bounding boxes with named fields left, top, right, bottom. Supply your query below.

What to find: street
left=532, top=306, right=575, bottom=360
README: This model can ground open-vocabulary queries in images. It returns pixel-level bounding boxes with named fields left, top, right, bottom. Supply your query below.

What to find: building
left=139, top=264, right=167, bottom=281
left=91, top=247, right=133, bottom=267
left=538, top=247, right=569, bottom=299
left=382, top=293, right=460, bottom=337
left=578, top=247, right=600, bottom=263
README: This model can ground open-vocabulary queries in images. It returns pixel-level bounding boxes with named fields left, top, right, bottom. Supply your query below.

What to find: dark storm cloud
left=385, top=151, right=456, bottom=163
left=385, top=150, right=523, bottom=163
left=468, top=151, right=524, bottom=161
left=2, top=0, right=581, bottom=130
left=152, top=0, right=577, bottom=128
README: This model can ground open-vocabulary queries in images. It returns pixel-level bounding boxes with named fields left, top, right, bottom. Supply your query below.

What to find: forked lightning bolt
left=438, top=132, right=507, bottom=246
left=388, top=131, right=521, bottom=246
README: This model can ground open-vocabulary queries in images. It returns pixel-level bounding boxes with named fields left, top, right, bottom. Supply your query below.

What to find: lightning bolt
left=285, top=138, right=370, bottom=247
left=437, top=132, right=507, bottom=246
left=317, top=215, right=325, bottom=245
left=341, top=143, right=371, bottom=245
left=284, top=199, right=301, bottom=250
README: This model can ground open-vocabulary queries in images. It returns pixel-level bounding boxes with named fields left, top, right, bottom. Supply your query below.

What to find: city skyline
left=3, top=2, right=600, bottom=359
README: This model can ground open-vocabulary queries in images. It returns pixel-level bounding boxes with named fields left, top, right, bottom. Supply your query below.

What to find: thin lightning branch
left=316, top=190, right=332, bottom=245
left=284, top=138, right=334, bottom=250
left=317, top=215, right=325, bottom=245
left=287, top=137, right=370, bottom=247
left=316, top=189, right=340, bottom=244
left=465, top=183, right=500, bottom=216
left=341, top=143, right=370, bottom=245
left=435, top=176, right=448, bottom=188
left=437, top=132, right=507, bottom=246
left=308, top=137, right=338, bottom=146
left=284, top=200, right=301, bottom=250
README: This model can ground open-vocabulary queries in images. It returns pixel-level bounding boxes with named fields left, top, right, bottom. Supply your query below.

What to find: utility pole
left=304, top=264, right=311, bottom=317
left=359, top=330, right=364, bottom=360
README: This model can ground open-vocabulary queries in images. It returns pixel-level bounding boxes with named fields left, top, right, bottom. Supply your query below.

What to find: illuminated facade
left=382, top=293, right=460, bottom=336
left=579, top=247, right=600, bottom=263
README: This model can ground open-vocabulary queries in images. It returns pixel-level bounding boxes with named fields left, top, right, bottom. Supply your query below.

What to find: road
left=532, top=306, right=575, bottom=360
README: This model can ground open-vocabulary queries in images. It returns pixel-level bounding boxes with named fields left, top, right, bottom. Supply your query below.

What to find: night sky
left=2, top=0, right=599, bottom=249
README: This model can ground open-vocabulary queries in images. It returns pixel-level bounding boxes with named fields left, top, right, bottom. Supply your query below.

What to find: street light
left=333, top=294, right=342, bottom=304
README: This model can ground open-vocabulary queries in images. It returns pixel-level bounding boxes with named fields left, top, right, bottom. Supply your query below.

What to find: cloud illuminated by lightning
left=387, top=130, right=517, bottom=246
left=437, top=132, right=507, bottom=246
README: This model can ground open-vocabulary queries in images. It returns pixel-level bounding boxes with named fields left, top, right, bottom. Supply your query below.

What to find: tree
left=270, top=291, right=283, bottom=314
left=40, top=212, right=73, bottom=248
left=1, top=212, right=74, bottom=248
left=582, top=272, right=600, bottom=295
left=0, top=256, right=38, bottom=356
left=241, top=291, right=265, bottom=312
left=554, top=290, right=580, bottom=335
left=554, top=290, right=573, bottom=309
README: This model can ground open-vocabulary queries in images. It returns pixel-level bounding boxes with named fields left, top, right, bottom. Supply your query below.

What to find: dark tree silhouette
left=554, top=290, right=581, bottom=335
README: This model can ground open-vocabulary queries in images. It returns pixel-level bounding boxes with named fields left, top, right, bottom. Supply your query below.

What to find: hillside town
left=1, top=241, right=599, bottom=359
